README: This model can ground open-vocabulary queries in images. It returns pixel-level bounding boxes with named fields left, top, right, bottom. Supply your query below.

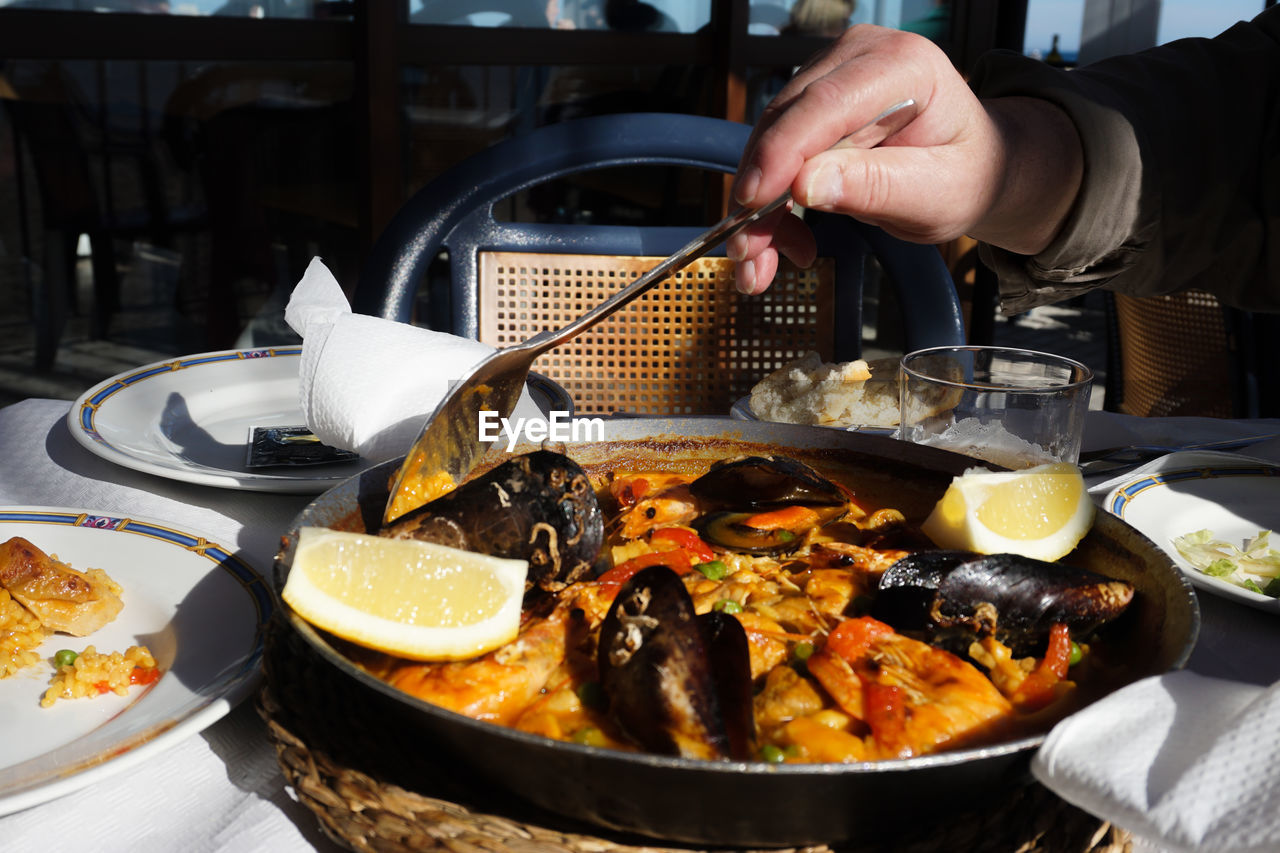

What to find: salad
left=1172, top=528, right=1280, bottom=597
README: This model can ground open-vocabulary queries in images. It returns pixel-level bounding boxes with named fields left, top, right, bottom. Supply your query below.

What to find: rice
left=41, top=645, right=158, bottom=708
left=0, top=588, right=45, bottom=678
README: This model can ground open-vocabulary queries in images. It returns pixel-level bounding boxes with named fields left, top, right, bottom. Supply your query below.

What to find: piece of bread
left=749, top=352, right=904, bottom=428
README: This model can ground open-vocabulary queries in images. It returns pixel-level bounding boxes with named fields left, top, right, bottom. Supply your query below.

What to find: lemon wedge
left=920, top=462, right=1095, bottom=562
left=282, top=527, right=528, bottom=661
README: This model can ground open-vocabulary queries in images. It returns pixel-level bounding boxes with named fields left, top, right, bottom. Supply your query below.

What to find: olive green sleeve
left=969, top=9, right=1280, bottom=314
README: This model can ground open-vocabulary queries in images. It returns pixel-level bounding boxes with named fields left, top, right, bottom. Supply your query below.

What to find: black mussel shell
left=382, top=450, right=604, bottom=593
left=688, top=455, right=847, bottom=512
left=694, top=510, right=838, bottom=556
left=873, top=550, right=1135, bottom=656
left=598, top=565, right=754, bottom=761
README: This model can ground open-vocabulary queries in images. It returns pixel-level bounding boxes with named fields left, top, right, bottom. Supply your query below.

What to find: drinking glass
left=899, top=345, right=1093, bottom=468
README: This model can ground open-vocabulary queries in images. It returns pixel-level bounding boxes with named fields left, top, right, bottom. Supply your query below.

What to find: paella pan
left=273, top=418, right=1198, bottom=847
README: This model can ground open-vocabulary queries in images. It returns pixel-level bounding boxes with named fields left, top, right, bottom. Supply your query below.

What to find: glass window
left=407, top=0, right=710, bottom=32
left=747, top=0, right=952, bottom=40
left=1156, top=0, right=1263, bottom=42
left=1023, top=0, right=1264, bottom=65
left=0, top=1, right=351, bottom=18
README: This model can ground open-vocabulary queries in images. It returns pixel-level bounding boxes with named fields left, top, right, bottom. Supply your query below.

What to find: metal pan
left=273, top=418, right=1199, bottom=847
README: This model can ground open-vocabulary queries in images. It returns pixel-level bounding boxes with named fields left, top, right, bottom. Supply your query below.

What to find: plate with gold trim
left=1106, top=462, right=1280, bottom=615
left=67, top=347, right=368, bottom=494
left=0, top=507, right=272, bottom=816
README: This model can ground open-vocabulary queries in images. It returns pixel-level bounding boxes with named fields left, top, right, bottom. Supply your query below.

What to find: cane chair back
left=1106, top=290, right=1239, bottom=417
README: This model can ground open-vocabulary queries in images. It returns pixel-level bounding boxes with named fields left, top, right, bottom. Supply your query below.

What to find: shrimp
left=609, top=473, right=701, bottom=540
left=385, top=596, right=579, bottom=725
left=805, top=616, right=1013, bottom=760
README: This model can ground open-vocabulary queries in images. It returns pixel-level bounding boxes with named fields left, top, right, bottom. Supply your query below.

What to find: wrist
left=972, top=96, right=1084, bottom=256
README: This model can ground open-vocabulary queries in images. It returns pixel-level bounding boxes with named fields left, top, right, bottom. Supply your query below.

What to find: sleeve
left=968, top=9, right=1280, bottom=315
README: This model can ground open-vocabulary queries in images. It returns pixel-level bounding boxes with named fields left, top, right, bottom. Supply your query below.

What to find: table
left=2, top=398, right=1278, bottom=852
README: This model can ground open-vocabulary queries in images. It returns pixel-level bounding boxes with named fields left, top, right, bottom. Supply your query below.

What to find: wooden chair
left=354, top=112, right=965, bottom=415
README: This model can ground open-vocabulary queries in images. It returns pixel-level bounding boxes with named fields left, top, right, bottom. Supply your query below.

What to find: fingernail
left=735, top=259, right=756, bottom=294
left=726, top=234, right=746, bottom=262
left=734, top=166, right=761, bottom=205
left=804, top=162, right=840, bottom=208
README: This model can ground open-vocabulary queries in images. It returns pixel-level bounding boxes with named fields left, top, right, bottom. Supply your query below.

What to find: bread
left=748, top=352, right=904, bottom=428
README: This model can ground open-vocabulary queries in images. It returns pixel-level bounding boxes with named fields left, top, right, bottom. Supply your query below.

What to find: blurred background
left=0, top=0, right=1266, bottom=408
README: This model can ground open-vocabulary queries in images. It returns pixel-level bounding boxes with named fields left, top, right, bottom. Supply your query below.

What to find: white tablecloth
left=2, top=399, right=1278, bottom=852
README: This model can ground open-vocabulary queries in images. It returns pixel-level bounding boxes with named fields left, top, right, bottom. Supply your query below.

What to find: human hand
left=727, top=25, right=1082, bottom=294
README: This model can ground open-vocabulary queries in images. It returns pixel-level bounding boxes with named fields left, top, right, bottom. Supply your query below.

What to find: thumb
left=792, top=146, right=982, bottom=244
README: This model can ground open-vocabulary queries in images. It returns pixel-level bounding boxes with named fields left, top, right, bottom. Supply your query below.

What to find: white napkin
left=1033, top=671, right=1280, bottom=853
left=284, top=258, right=545, bottom=463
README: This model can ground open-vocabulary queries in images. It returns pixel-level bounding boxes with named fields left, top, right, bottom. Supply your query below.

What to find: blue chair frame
left=354, top=112, right=964, bottom=362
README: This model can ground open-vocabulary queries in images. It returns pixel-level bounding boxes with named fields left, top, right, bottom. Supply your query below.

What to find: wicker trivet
left=258, top=614, right=1133, bottom=853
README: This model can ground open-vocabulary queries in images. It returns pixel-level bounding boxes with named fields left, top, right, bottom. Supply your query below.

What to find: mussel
left=382, top=450, right=604, bottom=593
left=689, top=456, right=851, bottom=555
left=871, top=550, right=1135, bottom=656
left=597, top=565, right=754, bottom=760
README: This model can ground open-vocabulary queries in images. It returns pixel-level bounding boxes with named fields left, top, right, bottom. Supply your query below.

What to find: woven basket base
left=258, top=614, right=1132, bottom=853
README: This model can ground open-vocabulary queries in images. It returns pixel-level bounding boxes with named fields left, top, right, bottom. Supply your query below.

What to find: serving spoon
left=383, top=99, right=920, bottom=525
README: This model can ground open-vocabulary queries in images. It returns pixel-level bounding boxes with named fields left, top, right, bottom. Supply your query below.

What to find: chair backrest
left=354, top=112, right=964, bottom=414
left=1105, top=290, right=1243, bottom=417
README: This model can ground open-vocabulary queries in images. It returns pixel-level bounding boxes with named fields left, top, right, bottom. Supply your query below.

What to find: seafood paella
left=319, top=448, right=1136, bottom=765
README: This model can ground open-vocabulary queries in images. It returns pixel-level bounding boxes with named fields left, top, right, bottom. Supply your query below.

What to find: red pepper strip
left=649, top=527, right=715, bottom=563
left=742, top=505, right=820, bottom=531
left=130, top=667, right=161, bottom=686
left=1010, top=623, right=1072, bottom=712
left=864, top=682, right=909, bottom=755
left=597, top=549, right=693, bottom=585
left=825, top=615, right=898, bottom=662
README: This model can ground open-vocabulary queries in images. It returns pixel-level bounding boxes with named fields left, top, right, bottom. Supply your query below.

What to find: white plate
left=69, top=348, right=371, bottom=494
left=69, top=349, right=572, bottom=494
left=729, top=396, right=897, bottom=436
left=0, top=507, right=271, bottom=816
left=1106, top=464, right=1280, bottom=615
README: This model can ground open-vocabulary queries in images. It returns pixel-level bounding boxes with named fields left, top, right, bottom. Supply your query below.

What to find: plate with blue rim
left=68, top=348, right=572, bottom=494
left=1106, top=459, right=1280, bottom=615
left=0, top=506, right=272, bottom=816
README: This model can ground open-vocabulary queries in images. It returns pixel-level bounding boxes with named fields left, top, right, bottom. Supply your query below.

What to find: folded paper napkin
left=284, top=257, right=543, bottom=463
left=1033, top=671, right=1280, bottom=853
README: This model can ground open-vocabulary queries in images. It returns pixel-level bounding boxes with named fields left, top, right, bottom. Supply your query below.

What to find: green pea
left=695, top=560, right=728, bottom=580
left=571, top=726, right=608, bottom=747
left=1068, top=641, right=1083, bottom=667
left=713, top=599, right=744, bottom=614
left=759, top=743, right=799, bottom=763
left=54, top=649, right=78, bottom=668
left=792, top=640, right=815, bottom=662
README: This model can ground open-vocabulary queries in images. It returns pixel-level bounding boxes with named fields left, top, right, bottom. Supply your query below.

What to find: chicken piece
left=0, top=537, right=123, bottom=636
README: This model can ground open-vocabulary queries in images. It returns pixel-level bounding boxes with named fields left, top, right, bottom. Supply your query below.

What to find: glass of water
left=899, top=346, right=1094, bottom=468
